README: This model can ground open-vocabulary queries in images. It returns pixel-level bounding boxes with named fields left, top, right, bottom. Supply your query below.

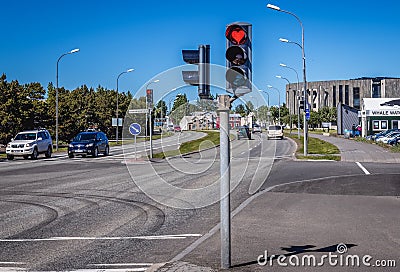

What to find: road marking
left=356, top=162, right=370, bottom=175
left=0, top=234, right=202, bottom=243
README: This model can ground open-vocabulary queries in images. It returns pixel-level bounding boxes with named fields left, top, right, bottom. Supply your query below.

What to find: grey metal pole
left=55, top=49, right=79, bottom=151
left=218, top=95, right=231, bottom=269
left=149, top=109, right=153, bottom=159
left=268, top=4, right=308, bottom=154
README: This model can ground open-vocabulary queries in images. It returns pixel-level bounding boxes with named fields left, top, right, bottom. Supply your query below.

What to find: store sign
left=369, top=110, right=400, bottom=116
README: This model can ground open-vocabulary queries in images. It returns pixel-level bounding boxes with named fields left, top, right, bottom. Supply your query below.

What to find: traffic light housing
left=225, top=22, right=252, bottom=97
left=182, top=44, right=211, bottom=99
left=146, top=89, right=153, bottom=108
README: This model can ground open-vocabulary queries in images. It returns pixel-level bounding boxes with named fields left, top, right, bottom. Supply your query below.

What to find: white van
left=267, top=125, right=283, bottom=140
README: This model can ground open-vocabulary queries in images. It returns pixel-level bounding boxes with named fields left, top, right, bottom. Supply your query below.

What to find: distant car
left=167, top=125, right=174, bottom=132
left=368, top=129, right=400, bottom=141
left=267, top=125, right=283, bottom=140
left=6, top=129, right=53, bottom=160
left=174, top=126, right=182, bottom=132
left=252, top=124, right=262, bottom=133
left=237, top=126, right=251, bottom=140
left=68, top=131, right=109, bottom=158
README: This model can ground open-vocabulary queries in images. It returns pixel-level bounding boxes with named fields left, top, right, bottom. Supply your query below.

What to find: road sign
left=305, top=108, right=310, bottom=121
left=129, top=123, right=141, bottom=136
left=129, top=109, right=148, bottom=114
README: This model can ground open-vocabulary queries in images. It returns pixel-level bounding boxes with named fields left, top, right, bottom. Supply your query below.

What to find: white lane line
left=88, top=263, right=153, bottom=267
left=70, top=269, right=146, bottom=272
left=356, top=162, right=370, bottom=175
left=0, top=234, right=202, bottom=243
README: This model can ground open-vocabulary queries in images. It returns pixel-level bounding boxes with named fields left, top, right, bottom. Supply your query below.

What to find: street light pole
left=267, top=85, right=281, bottom=125
left=56, top=48, right=79, bottom=151
left=258, top=90, right=270, bottom=127
left=116, top=68, right=134, bottom=145
left=268, top=3, right=308, bottom=155
left=276, top=75, right=293, bottom=133
left=280, top=63, right=300, bottom=139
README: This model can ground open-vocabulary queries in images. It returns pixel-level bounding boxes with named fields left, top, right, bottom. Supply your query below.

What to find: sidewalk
left=309, top=133, right=400, bottom=163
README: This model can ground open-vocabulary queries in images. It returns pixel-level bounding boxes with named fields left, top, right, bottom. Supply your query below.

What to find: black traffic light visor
left=226, top=46, right=247, bottom=65
left=226, top=67, right=247, bottom=87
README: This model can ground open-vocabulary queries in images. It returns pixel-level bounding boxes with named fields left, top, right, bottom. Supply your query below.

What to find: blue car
left=68, top=131, right=109, bottom=158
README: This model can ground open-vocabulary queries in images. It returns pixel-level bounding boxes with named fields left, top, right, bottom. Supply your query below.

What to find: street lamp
left=145, top=79, right=159, bottom=159
left=276, top=75, right=296, bottom=136
left=267, top=3, right=308, bottom=155
left=267, top=85, right=281, bottom=125
left=116, top=68, right=134, bottom=144
left=56, top=48, right=80, bottom=151
left=258, top=90, right=270, bottom=127
left=280, top=63, right=301, bottom=139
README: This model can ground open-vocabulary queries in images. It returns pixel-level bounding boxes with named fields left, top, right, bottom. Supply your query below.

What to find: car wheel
left=92, top=147, right=99, bottom=158
left=45, top=146, right=52, bottom=158
left=31, top=148, right=38, bottom=160
left=68, top=153, right=74, bottom=158
left=7, top=155, right=14, bottom=160
left=104, top=145, right=109, bottom=156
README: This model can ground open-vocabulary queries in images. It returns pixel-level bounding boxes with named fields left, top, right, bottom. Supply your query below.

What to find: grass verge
left=285, top=132, right=341, bottom=161
left=153, top=130, right=220, bottom=159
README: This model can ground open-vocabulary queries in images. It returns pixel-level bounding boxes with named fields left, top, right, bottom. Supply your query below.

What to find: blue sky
left=1, top=0, right=400, bottom=106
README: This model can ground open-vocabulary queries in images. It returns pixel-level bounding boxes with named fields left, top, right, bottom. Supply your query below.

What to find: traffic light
left=146, top=89, right=153, bottom=108
left=182, top=44, right=211, bottom=99
left=225, top=22, right=252, bottom=96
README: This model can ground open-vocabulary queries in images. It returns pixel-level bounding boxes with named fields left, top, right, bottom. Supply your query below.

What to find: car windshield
left=268, top=126, right=281, bottom=130
left=74, top=133, right=96, bottom=141
left=15, top=133, right=36, bottom=141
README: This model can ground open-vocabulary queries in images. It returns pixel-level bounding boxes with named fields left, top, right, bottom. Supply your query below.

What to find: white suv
left=266, top=125, right=284, bottom=140
left=6, top=129, right=53, bottom=160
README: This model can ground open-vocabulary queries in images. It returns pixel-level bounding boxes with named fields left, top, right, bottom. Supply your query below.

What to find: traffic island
left=285, top=132, right=341, bottom=161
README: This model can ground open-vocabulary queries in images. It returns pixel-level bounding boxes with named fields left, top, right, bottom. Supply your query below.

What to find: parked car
left=387, top=135, right=400, bottom=145
left=376, top=131, right=400, bottom=144
left=267, top=125, right=283, bottom=140
left=68, top=131, right=109, bottom=158
left=252, top=123, right=262, bottom=133
left=6, top=129, right=53, bottom=160
left=367, top=129, right=399, bottom=141
left=173, top=125, right=182, bottom=132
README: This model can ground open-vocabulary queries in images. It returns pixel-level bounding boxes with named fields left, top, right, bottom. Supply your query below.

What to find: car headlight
left=69, top=144, right=74, bottom=148
left=25, top=143, right=33, bottom=147
left=86, top=143, right=94, bottom=147
left=7, top=143, right=11, bottom=148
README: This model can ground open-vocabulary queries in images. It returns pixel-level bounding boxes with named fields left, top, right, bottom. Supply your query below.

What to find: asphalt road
left=0, top=131, right=398, bottom=271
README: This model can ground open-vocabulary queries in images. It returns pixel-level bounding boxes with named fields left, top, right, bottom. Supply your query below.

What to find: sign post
left=129, top=123, right=141, bottom=160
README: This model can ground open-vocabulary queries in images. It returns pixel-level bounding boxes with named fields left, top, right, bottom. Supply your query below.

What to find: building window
left=339, top=85, right=343, bottom=103
left=372, top=80, right=381, bottom=98
left=353, top=87, right=360, bottom=109
left=345, top=85, right=349, bottom=105
left=333, top=86, right=336, bottom=106
left=373, top=121, right=380, bottom=130
left=381, top=120, right=388, bottom=130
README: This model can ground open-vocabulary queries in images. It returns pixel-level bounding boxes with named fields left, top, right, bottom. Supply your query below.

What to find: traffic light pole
left=218, top=94, right=233, bottom=269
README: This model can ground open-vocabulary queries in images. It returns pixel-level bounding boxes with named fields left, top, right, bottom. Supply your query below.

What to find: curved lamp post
left=116, top=68, right=134, bottom=144
left=56, top=48, right=80, bottom=151
left=280, top=63, right=301, bottom=138
left=267, top=85, right=281, bottom=125
left=267, top=3, right=308, bottom=155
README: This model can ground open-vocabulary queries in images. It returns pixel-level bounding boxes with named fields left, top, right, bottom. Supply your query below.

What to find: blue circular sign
left=129, top=123, right=141, bottom=135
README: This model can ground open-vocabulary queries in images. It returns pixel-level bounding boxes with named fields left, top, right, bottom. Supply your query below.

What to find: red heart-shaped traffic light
left=226, top=25, right=247, bottom=45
